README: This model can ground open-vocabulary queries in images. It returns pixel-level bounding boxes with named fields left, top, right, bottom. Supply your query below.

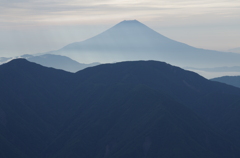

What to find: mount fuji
left=49, top=20, right=240, bottom=67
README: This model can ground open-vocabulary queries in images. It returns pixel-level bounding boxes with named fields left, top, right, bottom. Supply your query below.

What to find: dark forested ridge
left=1, top=59, right=240, bottom=158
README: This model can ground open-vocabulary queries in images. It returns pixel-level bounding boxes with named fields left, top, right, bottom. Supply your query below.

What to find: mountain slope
left=70, top=61, right=240, bottom=147
left=1, top=59, right=240, bottom=157
left=50, top=20, right=240, bottom=67
left=47, top=60, right=240, bottom=157
left=73, top=60, right=240, bottom=114
left=46, top=84, right=239, bottom=158
left=0, top=59, right=74, bottom=157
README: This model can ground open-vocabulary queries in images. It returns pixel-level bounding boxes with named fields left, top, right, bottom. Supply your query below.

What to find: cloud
left=1, top=0, right=239, bottom=28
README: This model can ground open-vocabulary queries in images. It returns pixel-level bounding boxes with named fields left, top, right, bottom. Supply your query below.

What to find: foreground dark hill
left=1, top=59, right=240, bottom=157
left=211, top=76, right=240, bottom=88
left=50, top=20, right=240, bottom=67
left=47, top=85, right=237, bottom=158
left=70, top=61, right=240, bottom=147
left=0, top=59, right=74, bottom=157
left=73, top=61, right=240, bottom=122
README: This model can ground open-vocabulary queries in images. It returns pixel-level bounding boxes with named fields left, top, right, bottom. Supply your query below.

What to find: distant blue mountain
left=49, top=20, right=240, bottom=67
left=211, top=76, right=240, bottom=88
left=26, top=54, right=99, bottom=72
left=229, top=47, right=240, bottom=53
left=185, top=66, right=240, bottom=72
left=0, top=57, right=11, bottom=63
left=0, top=54, right=99, bottom=72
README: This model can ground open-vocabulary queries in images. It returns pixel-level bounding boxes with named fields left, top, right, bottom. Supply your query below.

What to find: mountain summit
left=50, top=20, right=240, bottom=67
left=60, top=19, right=181, bottom=52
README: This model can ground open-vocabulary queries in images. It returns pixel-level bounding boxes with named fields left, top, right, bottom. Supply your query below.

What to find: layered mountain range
left=211, top=76, right=240, bottom=88
left=1, top=59, right=240, bottom=157
left=49, top=20, right=240, bottom=67
left=0, top=54, right=99, bottom=72
left=186, top=66, right=240, bottom=72
left=26, top=54, right=99, bottom=72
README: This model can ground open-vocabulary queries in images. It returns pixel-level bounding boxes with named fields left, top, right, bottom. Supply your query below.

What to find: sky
left=0, top=0, right=240, bottom=57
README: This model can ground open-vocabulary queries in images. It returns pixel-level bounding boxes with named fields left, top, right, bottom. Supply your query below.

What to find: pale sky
left=0, top=0, right=240, bottom=57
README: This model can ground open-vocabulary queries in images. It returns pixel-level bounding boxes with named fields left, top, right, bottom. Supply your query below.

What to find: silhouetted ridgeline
left=0, top=59, right=240, bottom=158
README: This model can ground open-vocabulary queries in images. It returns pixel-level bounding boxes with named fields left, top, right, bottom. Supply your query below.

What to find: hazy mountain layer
left=27, top=54, right=99, bottom=72
left=185, top=66, right=240, bottom=72
left=1, top=59, right=240, bottom=157
left=229, top=47, right=240, bottom=53
left=0, top=54, right=99, bottom=72
left=50, top=20, right=240, bottom=67
left=0, top=57, right=11, bottom=63
left=211, top=76, right=240, bottom=88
